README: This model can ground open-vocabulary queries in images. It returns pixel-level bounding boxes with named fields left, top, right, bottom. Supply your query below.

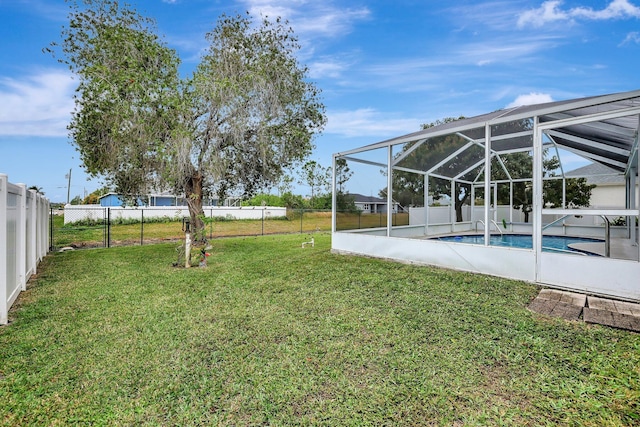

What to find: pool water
left=435, top=234, right=604, bottom=255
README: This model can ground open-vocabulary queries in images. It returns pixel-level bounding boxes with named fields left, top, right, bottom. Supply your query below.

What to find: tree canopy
left=51, top=0, right=326, bottom=238
left=387, top=117, right=595, bottom=222
left=298, top=160, right=330, bottom=208
left=50, top=0, right=181, bottom=204
left=386, top=117, right=471, bottom=221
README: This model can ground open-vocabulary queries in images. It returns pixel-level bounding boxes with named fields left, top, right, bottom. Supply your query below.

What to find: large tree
left=52, top=1, right=325, bottom=238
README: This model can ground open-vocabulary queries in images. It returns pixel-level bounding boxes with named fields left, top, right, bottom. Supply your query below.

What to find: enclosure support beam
left=484, top=124, right=491, bottom=246
left=392, top=138, right=428, bottom=166
left=635, top=152, right=639, bottom=259
left=425, top=141, right=475, bottom=175
left=424, top=174, right=430, bottom=236
left=492, top=184, right=498, bottom=224
left=451, top=181, right=456, bottom=232
left=331, top=155, right=337, bottom=234
left=533, top=118, right=543, bottom=282
left=509, top=182, right=513, bottom=228
left=626, top=162, right=637, bottom=245
left=625, top=172, right=631, bottom=239
left=387, top=145, right=393, bottom=237
left=471, top=184, right=476, bottom=228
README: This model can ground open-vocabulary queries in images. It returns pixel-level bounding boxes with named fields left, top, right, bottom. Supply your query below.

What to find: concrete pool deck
left=569, top=238, right=639, bottom=261
left=528, top=289, right=640, bottom=332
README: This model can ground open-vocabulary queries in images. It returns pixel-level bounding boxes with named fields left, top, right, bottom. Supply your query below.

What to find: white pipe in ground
left=185, top=231, right=192, bottom=268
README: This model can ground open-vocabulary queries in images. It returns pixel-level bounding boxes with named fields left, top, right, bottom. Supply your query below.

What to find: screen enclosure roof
left=335, top=89, right=640, bottom=179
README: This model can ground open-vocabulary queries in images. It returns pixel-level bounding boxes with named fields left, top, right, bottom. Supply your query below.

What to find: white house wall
left=590, top=183, right=639, bottom=208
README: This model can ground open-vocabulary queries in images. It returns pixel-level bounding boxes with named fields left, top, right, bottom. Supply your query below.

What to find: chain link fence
left=51, top=207, right=409, bottom=250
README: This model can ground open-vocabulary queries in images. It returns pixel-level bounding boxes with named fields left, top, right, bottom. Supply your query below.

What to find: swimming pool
left=435, top=234, right=604, bottom=255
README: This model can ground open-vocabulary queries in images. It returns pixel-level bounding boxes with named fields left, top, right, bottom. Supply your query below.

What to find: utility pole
left=66, top=168, right=72, bottom=204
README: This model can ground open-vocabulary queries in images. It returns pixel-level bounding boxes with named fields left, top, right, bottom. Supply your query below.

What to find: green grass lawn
left=1, top=234, right=638, bottom=425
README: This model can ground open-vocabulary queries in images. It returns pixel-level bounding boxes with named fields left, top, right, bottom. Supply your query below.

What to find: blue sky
left=1, top=0, right=640, bottom=202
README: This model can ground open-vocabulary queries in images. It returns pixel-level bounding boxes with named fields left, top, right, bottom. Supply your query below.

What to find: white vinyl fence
left=1, top=174, right=50, bottom=325
left=409, top=205, right=622, bottom=231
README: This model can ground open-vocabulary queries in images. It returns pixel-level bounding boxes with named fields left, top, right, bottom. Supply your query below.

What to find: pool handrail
left=600, top=215, right=611, bottom=258
left=475, top=219, right=503, bottom=235
left=490, top=220, right=504, bottom=235
left=542, top=214, right=570, bottom=231
left=542, top=213, right=610, bottom=257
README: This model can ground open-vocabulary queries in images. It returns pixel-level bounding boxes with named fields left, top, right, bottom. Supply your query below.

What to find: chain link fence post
left=102, top=208, right=107, bottom=248
left=107, top=207, right=111, bottom=248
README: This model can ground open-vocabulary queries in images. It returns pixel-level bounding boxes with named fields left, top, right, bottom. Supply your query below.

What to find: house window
left=363, top=203, right=369, bottom=211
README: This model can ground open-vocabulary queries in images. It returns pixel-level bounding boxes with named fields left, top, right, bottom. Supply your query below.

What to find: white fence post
left=38, top=195, right=48, bottom=260
left=0, top=174, right=8, bottom=324
left=40, top=196, right=48, bottom=256
left=27, top=189, right=37, bottom=278
left=17, top=184, right=27, bottom=292
left=0, top=174, right=50, bottom=325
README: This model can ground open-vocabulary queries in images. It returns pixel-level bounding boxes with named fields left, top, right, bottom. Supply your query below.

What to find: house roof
left=348, top=193, right=387, bottom=203
left=98, top=192, right=119, bottom=199
left=566, top=163, right=625, bottom=185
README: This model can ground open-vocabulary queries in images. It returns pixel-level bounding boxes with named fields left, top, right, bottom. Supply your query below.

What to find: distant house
left=566, top=163, right=639, bottom=208
left=99, top=191, right=224, bottom=207
left=148, top=193, right=186, bottom=207
left=99, top=193, right=127, bottom=207
left=98, top=193, right=145, bottom=207
left=348, top=193, right=400, bottom=213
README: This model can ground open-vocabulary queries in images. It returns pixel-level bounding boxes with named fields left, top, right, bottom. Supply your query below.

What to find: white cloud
left=0, top=71, right=75, bottom=137
left=308, top=58, right=349, bottom=79
left=325, top=109, right=422, bottom=138
left=238, top=0, right=370, bottom=38
left=456, top=36, right=562, bottom=64
left=620, top=31, right=640, bottom=45
left=518, top=0, right=640, bottom=28
left=572, top=0, right=640, bottom=20
left=294, top=7, right=370, bottom=38
left=506, top=92, right=554, bottom=108
left=344, top=34, right=562, bottom=94
left=517, top=1, right=569, bottom=28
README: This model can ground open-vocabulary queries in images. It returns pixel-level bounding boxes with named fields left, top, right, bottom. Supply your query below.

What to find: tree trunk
left=184, top=172, right=206, bottom=242
left=455, top=200, right=464, bottom=222
left=455, top=185, right=470, bottom=222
